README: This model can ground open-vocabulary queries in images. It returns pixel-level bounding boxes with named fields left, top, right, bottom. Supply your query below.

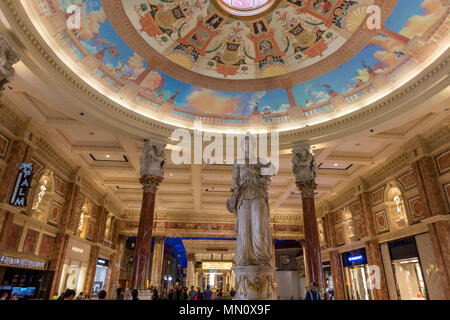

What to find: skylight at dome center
left=218, top=0, right=276, bottom=16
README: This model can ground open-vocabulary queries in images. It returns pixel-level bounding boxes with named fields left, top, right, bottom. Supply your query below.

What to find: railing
left=343, top=84, right=375, bottom=104
left=262, top=114, right=289, bottom=125
left=302, top=101, right=334, bottom=118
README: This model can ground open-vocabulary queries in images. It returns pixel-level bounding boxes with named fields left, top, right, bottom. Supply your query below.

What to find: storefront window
left=388, top=237, right=427, bottom=300
left=92, top=259, right=109, bottom=297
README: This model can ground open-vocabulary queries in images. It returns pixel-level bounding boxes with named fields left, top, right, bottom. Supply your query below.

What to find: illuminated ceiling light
left=170, top=173, right=174, bottom=176
left=334, top=163, right=339, bottom=167
left=106, top=155, right=111, bottom=158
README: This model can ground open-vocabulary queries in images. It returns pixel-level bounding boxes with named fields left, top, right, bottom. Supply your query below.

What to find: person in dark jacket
left=131, top=289, right=139, bottom=300
left=305, top=282, right=321, bottom=300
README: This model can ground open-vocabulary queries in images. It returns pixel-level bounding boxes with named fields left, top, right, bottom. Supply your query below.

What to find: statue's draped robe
left=227, top=161, right=272, bottom=266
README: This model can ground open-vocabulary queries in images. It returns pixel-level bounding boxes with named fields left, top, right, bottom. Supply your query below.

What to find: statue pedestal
left=232, top=266, right=276, bottom=300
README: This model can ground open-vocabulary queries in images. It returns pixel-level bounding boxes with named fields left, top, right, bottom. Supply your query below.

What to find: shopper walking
left=204, top=285, right=213, bottom=300
left=189, top=286, right=196, bottom=300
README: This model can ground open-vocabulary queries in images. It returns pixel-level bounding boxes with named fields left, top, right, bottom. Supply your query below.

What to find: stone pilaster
left=358, top=190, right=389, bottom=300
left=186, top=253, right=196, bottom=288
left=48, top=233, right=70, bottom=298
left=329, top=250, right=345, bottom=300
left=365, top=239, right=389, bottom=300
left=150, top=235, right=166, bottom=289
left=83, top=245, right=100, bottom=296
left=0, top=139, right=32, bottom=254
left=108, top=235, right=127, bottom=299
left=59, top=182, right=80, bottom=230
left=427, top=220, right=450, bottom=299
left=412, top=156, right=447, bottom=217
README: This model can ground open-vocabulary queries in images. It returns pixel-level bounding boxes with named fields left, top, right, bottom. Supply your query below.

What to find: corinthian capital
left=140, top=140, right=166, bottom=178
left=292, top=145, right=317, bottom=197
left=140, top=175, right=163, bottom=193
left=0, top=38, right=20, bottom=96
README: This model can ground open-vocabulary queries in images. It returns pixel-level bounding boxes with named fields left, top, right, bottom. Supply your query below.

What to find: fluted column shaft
left=150, top=236, right=166, bottom=289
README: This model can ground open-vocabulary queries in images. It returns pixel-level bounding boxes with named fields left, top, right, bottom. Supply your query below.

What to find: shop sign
left=348, top=255, right=364, bottom=262
left=9, top=163, right=33, bottom=207
left=72, top=247, right=84, bottom=254
left=0, top=255, right=46, bottom=270
left=342, top=248, right=368, bottom=267
left=202, top=261, right=233, bottom=270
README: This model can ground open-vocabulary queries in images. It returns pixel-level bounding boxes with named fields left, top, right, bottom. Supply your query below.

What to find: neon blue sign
left=348, top=255, right=364, bottom=262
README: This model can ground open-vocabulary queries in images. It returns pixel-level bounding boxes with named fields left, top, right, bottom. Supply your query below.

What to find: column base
left=232, top=266, right=276, bottom=300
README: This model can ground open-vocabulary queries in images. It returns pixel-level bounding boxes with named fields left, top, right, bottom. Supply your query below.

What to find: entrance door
left=344, top=265, right=373, bottom=300
left=37, top=271, right=54, bottom=299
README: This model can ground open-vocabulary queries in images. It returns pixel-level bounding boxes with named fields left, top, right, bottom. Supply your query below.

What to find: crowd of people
left=1, top=282, right=331, bottom=300
left=114, top=284, right=234, bottom=301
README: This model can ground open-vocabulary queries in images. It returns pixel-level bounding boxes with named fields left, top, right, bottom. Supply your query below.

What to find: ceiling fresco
left=25, top=0, right=449, bottom=126
left=120, top=0, right=363, bottom=80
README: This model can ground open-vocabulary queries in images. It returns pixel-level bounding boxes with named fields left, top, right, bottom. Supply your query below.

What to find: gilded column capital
left=186, top=253, right=196, bottom=261
left=139, top=175, right=163, bottom=193
left=292, top=145, right=317, bottom=198
left=153, top=235, right=166, bottom=243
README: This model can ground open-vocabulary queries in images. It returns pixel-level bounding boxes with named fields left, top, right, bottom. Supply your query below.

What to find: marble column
left=150, top=235, right=166, bottom=289
left=130, top=140, right=166, bottom=289
left=292, top=145, right=324, bottom=290
left=0, top=38, right=20, bottom=96
left=0, top=139, right=33, bottom=255
left=186, top=253, right=196, bottom=288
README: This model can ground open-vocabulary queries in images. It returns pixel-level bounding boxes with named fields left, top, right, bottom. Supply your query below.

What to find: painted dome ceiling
left=20, top=0, right=450, bottom=130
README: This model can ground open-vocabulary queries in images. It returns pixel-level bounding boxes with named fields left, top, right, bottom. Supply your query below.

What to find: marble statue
left=140, top=140, right=166, bottom=178
left=292, top=145, right=317, bottom=184
left=0, top=38, right=20, bottom=95
left=227, top=137, right=273, bottom=266
left=104, top=215, right=111, bottom=239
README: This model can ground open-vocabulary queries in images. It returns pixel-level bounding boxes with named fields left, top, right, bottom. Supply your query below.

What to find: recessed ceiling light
left=170, top=173, right=173, bottom=176
left=334, top=163, right=339, bottom=167
left=106, top=155, right=111, bottom=158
